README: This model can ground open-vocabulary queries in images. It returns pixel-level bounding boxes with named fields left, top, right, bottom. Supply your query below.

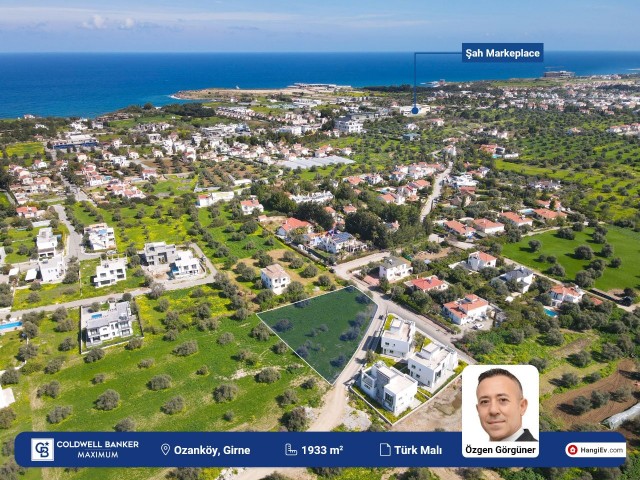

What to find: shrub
left=92, top=373, right=107, bottom=384
left=148, top=374, right=172, bottom=391
left=161, top=396, right=185, bottom=415
left=256, top=367, right=280, bottom=384
left=213, top=383, right=239, bottom=402
left=217, top=332, right=235, bottom=345
left=273, top=341, right=289, bottom=354
left=95, top=389, right=120, bottom=411
left=22, top=321, right=39, bottom=339
left=281, top=406, right=308, bottom=432
left=20, top=361, right=43, bottom=375
left=274, top=319, right=293, bottom=332
left=317, top=275, right=332, bottom=287
left=0, top=407, right=17, bottom=429
left=17, top=343, right=38, bottom=361
left=196, top=365, right=209, bottom=376
left=529, top=357, right=548, bottom=372
left=138, top=358, right=155, bottom=369
left=114, top=417, right=136, bottom=432
left=85, top=348, right=105, bottom=363
left=611, top=386, right=631, bottom=402
left=300, top=264, right=318, bottom=278
left=59, top=336, right=78, bottom=352
left=52, top=306, right=68, bottom=322
left=173, top=340, right=198, bottom=356
left=560, top=372, right=579, bottom=388
left=591, top=390, right=610, bottom=408
left=573, top=396, right=591, bottom=414
left=44, top=357, right=64, bottom=374
left=223, top=410, right=235, bottom=422
left=126, top=337, right=143, bottom=350
left=278, top=389, right=298, bottom=406
left=302, top=377, right=318, bottom=390
left=251, top=323, right=272, bottom=340
left=0, top=368, right=20, bottom=386
left=196, top=318, right=219, bottom=332
left=54, top=318, right=75, bottom=332
left=164, top=329, right=179, bottom=341
left=585, top=371, right=601, bottom=383
left=47, top=405, right=73, bottom=424
left=37, top=381, right=61, bottom=399
left=289, top=258, right=304, bottom=269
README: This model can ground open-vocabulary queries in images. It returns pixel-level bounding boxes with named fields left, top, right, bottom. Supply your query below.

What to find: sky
left=1, top=0, right=639, bottom=52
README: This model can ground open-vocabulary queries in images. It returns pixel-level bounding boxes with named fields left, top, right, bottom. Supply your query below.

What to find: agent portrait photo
left=476, top=367, right=537, bottom=442
left=462, top=364, right=539, bottom=455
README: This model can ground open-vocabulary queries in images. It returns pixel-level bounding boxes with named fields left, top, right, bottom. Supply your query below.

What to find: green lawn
left=502, top=226, right=640, bottom=291
left=0, top=287, right=324, bottom=480
left=258, top=287, right=378, bottom=383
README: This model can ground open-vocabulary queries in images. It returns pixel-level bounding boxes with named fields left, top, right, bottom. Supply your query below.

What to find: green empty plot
left=257, top=287, right=378, bottom=384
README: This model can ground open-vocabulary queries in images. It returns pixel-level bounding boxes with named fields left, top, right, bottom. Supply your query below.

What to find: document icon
left=284, top=443, right=298, bottom=456
left=380, top=443, right=392, bottom=456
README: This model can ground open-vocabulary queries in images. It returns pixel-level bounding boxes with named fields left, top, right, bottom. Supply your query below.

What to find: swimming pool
left=544, top=308, right=558, bottom=318
left=0, top=322, right=22, bottom=331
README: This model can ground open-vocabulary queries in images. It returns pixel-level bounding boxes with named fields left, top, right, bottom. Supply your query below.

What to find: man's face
left=476, top=374, right=527, bottom=441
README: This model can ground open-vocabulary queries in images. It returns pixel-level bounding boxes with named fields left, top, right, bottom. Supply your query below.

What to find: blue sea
left=1, top=51, right=640, bottom=119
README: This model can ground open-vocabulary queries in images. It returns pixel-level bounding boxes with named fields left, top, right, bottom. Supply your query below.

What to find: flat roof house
left=38, top=254, right=66, bottom=283
left=499, top=266, right=535, bottom=293
left=84, top=301, right=134, bottom=347
left=359, top=361, right=418, bottom=416
left=142, top=242, right=177, bottom=266
left=408, top=342, right=458, bottom=390
left=84, top=223, right=116, bottom=251
left=36, top=227, right=57, bottom=259
left=379, top=256, right=413, bottom=282
left=93, top=258, right=127, bottom=288
left=172, top=250, right=201, bottom=278
left=381, top=315, right=416, bottom=359
left=261, top=263, right=291, bottom=295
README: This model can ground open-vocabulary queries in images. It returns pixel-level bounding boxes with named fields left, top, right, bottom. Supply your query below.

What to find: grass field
left=5, top=141, right=45, bottom=157
left=257, top=287, right=378, bottom=383
left=0, top=286, right=324, bottom=480
left=502, top=226, right=640, bottom=291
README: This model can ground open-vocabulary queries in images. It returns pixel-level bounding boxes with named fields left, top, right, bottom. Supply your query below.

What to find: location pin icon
left=161, top=444, right=171, bottom=456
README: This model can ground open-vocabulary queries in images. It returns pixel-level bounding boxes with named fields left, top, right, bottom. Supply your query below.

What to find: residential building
left=405, top=275, right=448, bottom=293
left=93, top=258, right=127, bottom=288
left=142, top=242, right=177, bottom=266
left=318, top=231, right=364, bottom=254
left=84, top=301, right=134, bottom=346
left=380, top=315, right=416, bottom=359
left=467, top=251, right=497, bottom=271
left=15, top=206, right=39, bottom=218
left=289, top=191, right=334, bottom=205
left=335, top=116, right=363, bottom=134
left=379, top=256, right=413, bottom=282
left=359, top=362, right=418, bottom=416
left=36, top=227, right=57, bottom=259
left=276, top=218, right=313, bottom=238
left=444, top=220, right=476, bottom=238
left=408, top=342, right=458, bottom=390
left=38, top=254, right=66, bottom=283
left=500, top=212, right=534, bottom=228
left=84, top=223, right=116, bottom=251
left=550, top=285, right=584, bottom=307
left=240, top=199, right=264, bottom=215
left=472, top=218, right=505, bottom=235
left=442, top=294, right=490, bottom=325
left=172, top=250, right=201, bottom=278
left=261, top=264, right=291, bottom=295
left=196, top=191, right=234, bottom=207
left=533, top=208, right=567, bottom=222
left=499, top=266, right=535, bottom=293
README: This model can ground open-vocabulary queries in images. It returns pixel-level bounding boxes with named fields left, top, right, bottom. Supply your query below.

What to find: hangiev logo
left=31, top=438, right=55, bottom=462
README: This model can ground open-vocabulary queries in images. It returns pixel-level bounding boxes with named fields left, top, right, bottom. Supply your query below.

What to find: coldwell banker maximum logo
left=31, top=438, right=55, bottom=462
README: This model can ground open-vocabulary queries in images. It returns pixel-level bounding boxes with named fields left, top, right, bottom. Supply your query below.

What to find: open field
left=0, top=287, right=324, bottom=480
left=5, top=141, right=45, bottom=157
left=258, top=287, right=377, bottom=383
left=542, top=359, right=638, bottom=429
left=502, top=226, right=640, bottom=291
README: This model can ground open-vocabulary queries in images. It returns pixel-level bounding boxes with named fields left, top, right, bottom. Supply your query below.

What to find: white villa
left=467, top=251, right=497, bottom=271
left=38, top=255, right=66, bottom=283
left=84, top=223, right=116, bottom=251
left=499, top=266, right=535, bottom=293
left=550, top=284, right=585, bottom=307
left=171, top=250, right=201, bottom=278
left=408, top=342, right=458, bottom=391
left=359, top=361, right=418, bottom=416
left=318, top=232, right=364, bottom=254
left=261, top=264, right=291, bottom=295
left=83, top=301, right=134, bottom=346
left=240, top=199, right=264, bottom=215
left=36, top=227, right=57, bottom=259
left=379, top=256, right=413, bottom=282
left=380, top=315, right=416, bottom=359
left=442, top=294, right=490, bottom=325
left=93, top=258, right=127, bottom=288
